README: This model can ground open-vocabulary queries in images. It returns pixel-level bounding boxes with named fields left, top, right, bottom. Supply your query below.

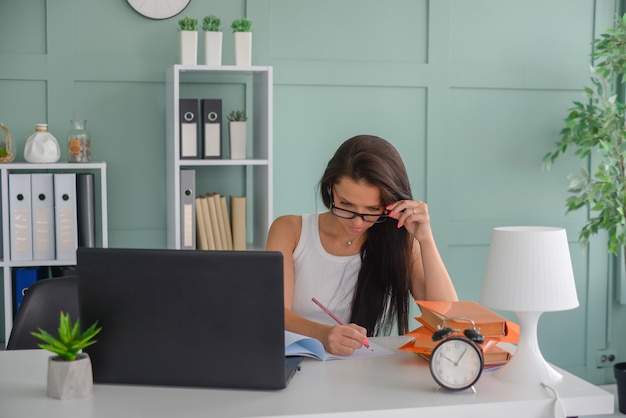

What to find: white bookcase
left=0, top=162, right=108, bottom=345
left=165, top=65, right=273, bottom=250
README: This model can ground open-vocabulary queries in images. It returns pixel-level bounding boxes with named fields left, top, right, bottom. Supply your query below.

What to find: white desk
left=0, top=336, right=614, bottom=418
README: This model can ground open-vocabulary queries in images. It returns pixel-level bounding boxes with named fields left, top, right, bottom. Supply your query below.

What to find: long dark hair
left=319, top=135, right=413, bottom=336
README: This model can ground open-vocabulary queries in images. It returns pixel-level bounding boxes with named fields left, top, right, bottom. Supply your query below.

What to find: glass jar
left=67, top=120, right=91, bottom=163
left=24, top=123, right=61, bottom=163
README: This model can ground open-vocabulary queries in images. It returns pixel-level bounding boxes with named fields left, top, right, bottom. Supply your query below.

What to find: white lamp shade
left=480, top=226, right=579, bottom=312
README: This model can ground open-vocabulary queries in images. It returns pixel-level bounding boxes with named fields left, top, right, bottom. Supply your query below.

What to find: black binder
left=76, top=173, right=96, bottom=248
left=201, top=99, right=222, bottom=159
left=179, top=99, right=199, bottom=159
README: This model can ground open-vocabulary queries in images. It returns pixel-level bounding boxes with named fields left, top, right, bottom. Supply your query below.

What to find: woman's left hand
left=386, top=200, right=434, bottom=243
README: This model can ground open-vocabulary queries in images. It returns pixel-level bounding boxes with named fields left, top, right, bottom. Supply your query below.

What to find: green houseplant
left=202, top=15, right=222, bottom=66
left=178, top=17, right=198, bottom=65
left=228, top=110, right=247, bottom=159
left=543, top=15, right=626, bottom=256
left=178, top=16, right=198, bottom=31
left=202, top=15, right=221, bottom=32
left=32, top=311, right=102, bottom=399
left=231, top=18, right=252, bottom=66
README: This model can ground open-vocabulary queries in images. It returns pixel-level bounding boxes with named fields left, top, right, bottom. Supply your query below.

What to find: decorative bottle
left=24, top=123, right=61, bottom=163
left=67, top=120, right=91, bottom=163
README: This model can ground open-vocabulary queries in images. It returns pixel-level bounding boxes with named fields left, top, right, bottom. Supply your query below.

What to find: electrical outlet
left=596, top=348, right=618, bottom=368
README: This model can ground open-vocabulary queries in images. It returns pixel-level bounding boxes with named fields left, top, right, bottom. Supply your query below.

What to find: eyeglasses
left=330, top=201, right=389, bottom=223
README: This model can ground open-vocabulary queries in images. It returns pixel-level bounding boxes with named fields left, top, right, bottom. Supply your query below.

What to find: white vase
left=24, top=123, right=61, bottom=163
left=179, top=30, right=198, bottom=65
left=234, top=32, right=252, bottom=66
left=47, top=353, right=93, bottom=400
left=229, top=121, right=247, bottom=159
left=204, top=31, right=222, bottom=66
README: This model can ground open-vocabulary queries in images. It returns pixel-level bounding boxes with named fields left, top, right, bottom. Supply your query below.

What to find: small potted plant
left=0, top=123, right=14, bottom=163
left=178, top=16, right=198, bottom=66
left=31, top=311, right=102, bottom=400
left=231, top=18, right=252, bottom=66
left=202, top=15, right=222, bottom=66
left=228, top=110, right=247, bottom=159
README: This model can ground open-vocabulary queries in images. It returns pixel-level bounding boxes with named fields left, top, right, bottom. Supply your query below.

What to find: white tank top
left=291, top=213, right=361, bottom=325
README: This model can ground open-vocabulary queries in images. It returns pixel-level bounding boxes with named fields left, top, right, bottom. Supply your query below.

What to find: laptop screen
left=77, top=247, right=288, bottom=390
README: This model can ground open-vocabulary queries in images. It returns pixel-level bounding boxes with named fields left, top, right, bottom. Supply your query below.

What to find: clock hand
left=442, top=353, right=458, bottom=366
left=455, top=347, right=468, bottom=364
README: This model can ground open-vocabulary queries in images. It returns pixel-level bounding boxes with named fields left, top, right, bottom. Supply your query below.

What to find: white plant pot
left=179, top=30, right=198, bottom=65
left=234, top=32, right=252, bottom=66
left=47, top=353, right=93, bottom=400
left=204, top=31, right=222, bottom=66
left=229, top=121, right=247, bottom=159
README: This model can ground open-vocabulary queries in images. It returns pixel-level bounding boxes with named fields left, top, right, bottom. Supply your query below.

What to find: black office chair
left=6, top=276, right=79, bottom=350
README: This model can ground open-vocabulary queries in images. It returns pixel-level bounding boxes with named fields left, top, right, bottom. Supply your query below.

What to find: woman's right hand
left=323, top=323, right=368, bottom=356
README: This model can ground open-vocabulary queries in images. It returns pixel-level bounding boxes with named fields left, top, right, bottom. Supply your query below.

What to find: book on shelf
left=230, top=195, right=246, bottom=250
left=195, top=197, right=209, bottom=250
left=205, top=194, right=223, bottom=250
left=193, top=192, right=245, bottom=251
left=219, top=195, right=233, bottom=250
left=415, top=300, right=519, bottom=337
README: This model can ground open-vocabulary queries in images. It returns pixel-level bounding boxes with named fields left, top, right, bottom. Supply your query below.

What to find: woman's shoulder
left=267, top=215, right=303, bottom=251
left=269, top=214, right=303, bottom=236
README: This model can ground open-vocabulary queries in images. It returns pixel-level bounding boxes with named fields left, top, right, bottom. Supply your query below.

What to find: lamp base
left=492, top=311, right=562, bottom=385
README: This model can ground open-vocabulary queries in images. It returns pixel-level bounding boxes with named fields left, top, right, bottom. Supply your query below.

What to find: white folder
left=180, top=170, right=196, bottom=250
left=9, top=174, right=33, bottom=261
left=54, top=173, right=78, bottom=262
left=31, top=173, right=55, bottom=260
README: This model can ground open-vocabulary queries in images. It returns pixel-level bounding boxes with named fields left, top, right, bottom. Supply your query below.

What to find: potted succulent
left=543, top=15, right=626, bottom=300
left=178, top=16, right=198, bottom=65
left=231, top=18, right=252, bottom=66
left=31, top=311, right=102, bottom=400
left=228, top=110, right=247, bottom=159
left=202, top=15, right=222, bottom=66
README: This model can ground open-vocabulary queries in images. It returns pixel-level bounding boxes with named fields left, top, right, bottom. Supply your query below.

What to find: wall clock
left=127, top=0, right=191, bottom=20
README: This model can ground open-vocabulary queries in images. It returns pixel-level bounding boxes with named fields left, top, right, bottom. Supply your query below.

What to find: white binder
left=54, top=173, right=78, bottom=262
left=179, top=170, right=196, bottom=249
left=9, top=174, right=33, bottom=261
left=31, top=173, right=55, bottom=260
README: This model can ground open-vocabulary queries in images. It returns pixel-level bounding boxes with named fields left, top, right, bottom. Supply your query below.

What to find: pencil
left=311, top=297, right=373, bottom=351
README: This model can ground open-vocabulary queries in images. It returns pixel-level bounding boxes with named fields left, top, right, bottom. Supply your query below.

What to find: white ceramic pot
left=229, top=121, right=247, bottom=159
left=179, top=30, right=198, bottom=65
left=204, top=31, right=222, bottom=66
left=234, top=32, right=252, bottom=66
left=47, top=353, right=93, bottom=400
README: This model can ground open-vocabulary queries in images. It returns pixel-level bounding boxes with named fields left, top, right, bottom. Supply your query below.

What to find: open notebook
left=285, top=331, right=395, bottom=360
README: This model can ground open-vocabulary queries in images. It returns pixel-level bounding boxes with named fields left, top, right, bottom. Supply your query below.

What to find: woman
left=266, top=135, right=457, bottom=356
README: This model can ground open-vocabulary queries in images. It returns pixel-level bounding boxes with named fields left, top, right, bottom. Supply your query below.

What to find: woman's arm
left=386, top=200, right=458, bottom=301
left=266, top=215, right=368, bottom=355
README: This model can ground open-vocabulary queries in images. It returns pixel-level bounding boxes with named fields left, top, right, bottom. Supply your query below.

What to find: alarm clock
left=429, top=317, right=485, bottom=392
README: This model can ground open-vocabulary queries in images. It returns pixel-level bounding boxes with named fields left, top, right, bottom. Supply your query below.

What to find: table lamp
left=480, top=226, right=579, bottom=385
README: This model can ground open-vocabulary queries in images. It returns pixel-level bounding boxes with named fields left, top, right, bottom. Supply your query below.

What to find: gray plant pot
left=47, top=353, right=93, bottom=400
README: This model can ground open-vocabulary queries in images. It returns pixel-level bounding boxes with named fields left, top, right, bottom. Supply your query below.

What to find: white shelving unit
left=165, top=65, right=273, bottom=250
left=0, top=162, right=108, bottom=344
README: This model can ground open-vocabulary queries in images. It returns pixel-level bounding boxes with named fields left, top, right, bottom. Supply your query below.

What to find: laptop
left=77, top=247, right=300, bottom=390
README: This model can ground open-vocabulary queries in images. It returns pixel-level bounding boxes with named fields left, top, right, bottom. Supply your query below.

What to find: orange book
left=400, top=325, right=513, bottom=365
left=415, top=300, right=516, bottom=337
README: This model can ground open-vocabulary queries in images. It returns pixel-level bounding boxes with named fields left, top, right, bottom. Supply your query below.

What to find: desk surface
left=0, top=336, right=614, bottom=418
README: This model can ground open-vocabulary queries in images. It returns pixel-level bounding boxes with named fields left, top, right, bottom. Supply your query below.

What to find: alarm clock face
left=429, top=336, right=484, bottom=391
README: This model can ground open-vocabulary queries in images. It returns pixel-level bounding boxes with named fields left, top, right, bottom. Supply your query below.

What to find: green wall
left=1, top=0, right=625, bottom=384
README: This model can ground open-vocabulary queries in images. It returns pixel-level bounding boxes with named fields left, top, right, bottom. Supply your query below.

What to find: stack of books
left=399, top=300, right=520, bottom=369
left=195, top=193, right=246, bottom=250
